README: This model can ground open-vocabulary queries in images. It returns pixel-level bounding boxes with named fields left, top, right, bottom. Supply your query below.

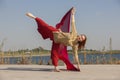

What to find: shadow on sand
left=0, top=67, right=68, bottom=72
left=0, top=67, right=53, bottom=72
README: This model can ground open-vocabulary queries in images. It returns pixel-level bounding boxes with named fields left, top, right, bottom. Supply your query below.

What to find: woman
left=26, top=7, right=87, bottom=71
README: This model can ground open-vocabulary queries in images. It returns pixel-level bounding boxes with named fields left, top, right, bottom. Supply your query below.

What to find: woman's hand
left=71, top=7, right=76, bottom=15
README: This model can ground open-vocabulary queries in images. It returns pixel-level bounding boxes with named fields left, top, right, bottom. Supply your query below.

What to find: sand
left=0, top=65, right=120, bottom=80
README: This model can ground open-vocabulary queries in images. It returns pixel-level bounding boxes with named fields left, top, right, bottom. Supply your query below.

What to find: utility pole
left=109, top=37, right=112, bottom=64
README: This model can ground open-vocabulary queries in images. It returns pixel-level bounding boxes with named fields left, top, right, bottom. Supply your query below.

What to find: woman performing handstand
left=26, top=7, right=87, bottom=72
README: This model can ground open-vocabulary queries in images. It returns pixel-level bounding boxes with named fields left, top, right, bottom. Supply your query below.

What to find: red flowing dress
left=35, top=7, right=79, bottom=71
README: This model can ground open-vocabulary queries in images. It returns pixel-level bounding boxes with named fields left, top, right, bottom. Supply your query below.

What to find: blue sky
left=0, top=0, right=120, bottom=51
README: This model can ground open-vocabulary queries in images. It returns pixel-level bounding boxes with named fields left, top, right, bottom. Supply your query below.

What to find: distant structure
left=109, top=37, right=112, bottom=52
left=109, top=37, right=112, bottom=64
left=0, top=38, right=7, bottom=51
left=0, top=38, right=6, bottom=64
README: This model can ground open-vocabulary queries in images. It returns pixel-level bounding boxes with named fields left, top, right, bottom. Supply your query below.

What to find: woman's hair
left=78, top=34, right=87, bottom=50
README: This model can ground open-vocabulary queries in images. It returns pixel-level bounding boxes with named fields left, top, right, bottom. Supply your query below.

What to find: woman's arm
left=72, top=45, right=80, bottom=70
left=71, top=8, right=77, bottom=39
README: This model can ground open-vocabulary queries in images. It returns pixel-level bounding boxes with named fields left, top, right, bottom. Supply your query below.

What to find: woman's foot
left=54, top=66, right=61, bottom=72
left=54, top=69, right=61, bottom=72
left=26, top=13, right=36, bottom=19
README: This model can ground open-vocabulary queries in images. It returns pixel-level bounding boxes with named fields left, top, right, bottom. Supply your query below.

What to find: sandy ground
left=0, top=65, right=120, bottom=80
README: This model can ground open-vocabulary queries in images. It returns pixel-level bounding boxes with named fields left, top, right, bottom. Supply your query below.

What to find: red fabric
left=35, top=17, right=58, bottom=40
left=56, top=7, right=73, bottom=32
left=51, top=42, right=79, bottom=71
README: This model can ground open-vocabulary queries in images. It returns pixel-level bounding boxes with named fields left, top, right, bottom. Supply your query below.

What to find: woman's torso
left=53, top=31, right=77, bottom=46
